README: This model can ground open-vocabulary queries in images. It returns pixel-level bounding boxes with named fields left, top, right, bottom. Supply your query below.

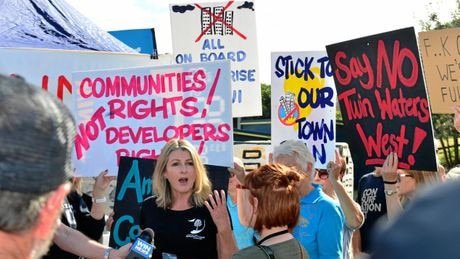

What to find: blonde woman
left=139, top=139, right=237, bottom=259
left=381, top=152, right=440, bottom=220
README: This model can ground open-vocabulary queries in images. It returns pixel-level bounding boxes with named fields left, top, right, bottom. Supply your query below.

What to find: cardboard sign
left=326, top=27, right=437, bottom=171
left=271, top=51, right=336, bottom=168
left=72, top=60, right=234, bottom=176
left=170, top=1, right=261, bottom=117
left=419, top=27, right=460, bottom=113
left=109, top=156, right=229, bottom=248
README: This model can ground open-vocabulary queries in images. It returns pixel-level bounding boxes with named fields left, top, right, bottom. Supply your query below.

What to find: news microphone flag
left=126, top=228, right=155, bottom=259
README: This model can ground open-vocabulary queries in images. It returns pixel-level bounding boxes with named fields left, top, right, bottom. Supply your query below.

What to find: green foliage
left=260, top=83, right=271, bottom=119
left=420, top=0, right=460, bottom=30
left=243, top=83, right=271, bottom=120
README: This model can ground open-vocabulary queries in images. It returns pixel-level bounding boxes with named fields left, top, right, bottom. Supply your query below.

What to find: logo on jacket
left=186, top=218, right=206, bottom=240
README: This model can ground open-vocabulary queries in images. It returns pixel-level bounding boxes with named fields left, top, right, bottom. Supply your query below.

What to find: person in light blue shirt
left=273, top=140, right=345, bottom=259
left=294, top=183, right=345, bottom=259
left=313, top=150, right=365, bottom=259
left=227, top=157, right=256, bottom=249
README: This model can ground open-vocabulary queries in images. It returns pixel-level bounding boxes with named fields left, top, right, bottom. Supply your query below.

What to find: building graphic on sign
left=201, top=6, right=234, bottom=36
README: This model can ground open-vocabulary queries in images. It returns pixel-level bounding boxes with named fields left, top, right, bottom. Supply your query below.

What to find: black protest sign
left=326, top=27, right=437, bottom=171
left=109, top=156, right=229, bottom=248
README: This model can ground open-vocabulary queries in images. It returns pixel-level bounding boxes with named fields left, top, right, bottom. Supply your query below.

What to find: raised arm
left=381, top=152, right=403, bottom=220
left=327, top=150, right=364, bottom=230
left=90, top=170, right=116, bottom=220
left=228, top=161, right=246, bottom=184
left=53, top=221, right=131, bottom=259
left=205, top=189, right=238, bottom=259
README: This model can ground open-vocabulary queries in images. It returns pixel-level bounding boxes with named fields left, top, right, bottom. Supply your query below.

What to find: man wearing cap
left=0, top=75, right=128, bottom=259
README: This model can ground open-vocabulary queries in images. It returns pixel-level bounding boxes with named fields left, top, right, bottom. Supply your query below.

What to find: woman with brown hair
left=232, top=163, right=308, bottom=258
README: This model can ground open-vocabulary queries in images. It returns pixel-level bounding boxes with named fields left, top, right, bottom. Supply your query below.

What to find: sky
left=66, top=0, right=457, bottom=84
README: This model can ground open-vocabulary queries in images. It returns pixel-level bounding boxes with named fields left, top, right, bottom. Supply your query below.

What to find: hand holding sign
left=326, top=149, right=345, bottom=183
left=381, top=152, right=398, bottom=183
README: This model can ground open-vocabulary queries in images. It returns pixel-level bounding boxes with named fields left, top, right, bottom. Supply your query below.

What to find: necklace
left=257, top=229, right=289, bottom=245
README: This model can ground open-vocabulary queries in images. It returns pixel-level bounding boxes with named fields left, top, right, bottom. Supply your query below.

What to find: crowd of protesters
left=1, top=71, right=459, bottom=259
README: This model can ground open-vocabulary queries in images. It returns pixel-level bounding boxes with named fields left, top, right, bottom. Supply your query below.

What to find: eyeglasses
left=397, top=173, right=414, bottom=182
left=316, top=169, right=329, bottom=180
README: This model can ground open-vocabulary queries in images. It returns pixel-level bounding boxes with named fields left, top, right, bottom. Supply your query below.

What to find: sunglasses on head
left=397, top=173, right=414, bottom=182
left=316, top=169, right=329, bottom=180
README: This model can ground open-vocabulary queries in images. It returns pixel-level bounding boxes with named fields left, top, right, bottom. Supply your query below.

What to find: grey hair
left=0, top=190, right=51, bottom=232
left=273, top=139, right=315, bottom=173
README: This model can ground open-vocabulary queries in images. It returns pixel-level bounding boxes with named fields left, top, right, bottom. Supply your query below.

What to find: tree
left=260, top=83, right=271, bottom=119
left=421, top=0, right=460, bottom=168
left=244, top=83, right=271, bottom=120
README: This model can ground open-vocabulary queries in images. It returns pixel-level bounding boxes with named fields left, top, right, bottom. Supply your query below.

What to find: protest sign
left=170, top=1, right=261, bottom=117
left=326, top=27, right=437, bottom=172
left=419, top=27, right=460, bottom=113
left=233, top=141, right=271, bottom=171
left=271, top=51, right=336, bottom=168
left=72, top=60, right=234, bottom=176
left=0, top=48, right=163, bottom=109
left=109, top=156, right=229, bottom=248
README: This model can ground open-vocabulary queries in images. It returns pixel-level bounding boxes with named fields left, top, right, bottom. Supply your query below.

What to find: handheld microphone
left=126, top=228, right=155, bottom=259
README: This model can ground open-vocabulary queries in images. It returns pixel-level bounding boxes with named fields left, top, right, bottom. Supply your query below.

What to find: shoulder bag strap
left=257, top=245, right=275, bottom=259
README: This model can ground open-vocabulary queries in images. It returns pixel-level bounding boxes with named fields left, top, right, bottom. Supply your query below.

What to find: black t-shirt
left=43, top=191, right=106, bottom=259
left=140, top=196, right=218, bottom=259
left=356, top=172, right=387, bottom=254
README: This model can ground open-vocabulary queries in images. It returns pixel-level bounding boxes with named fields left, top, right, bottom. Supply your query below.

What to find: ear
left=33, top=183, right=71, bottom=239
left=252, top=196, right=258, bottom=215
left=306, top=162, right=314, bottom=175
left=248, top=196, right=259, bottom=227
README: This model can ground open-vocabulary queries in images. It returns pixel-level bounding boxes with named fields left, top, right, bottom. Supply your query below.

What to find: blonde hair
left=400, top=169, right=440, bottom=204
left=407, top=170, right=440, bottom=187
left=153, top=139, right=212, bottom=209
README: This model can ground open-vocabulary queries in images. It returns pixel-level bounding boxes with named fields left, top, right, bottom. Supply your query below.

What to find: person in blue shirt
left=227, top=157, right=256, bottom=249
left=272, top=139, right=345, bottom=259
left=314, top=150, right=364, bottom=259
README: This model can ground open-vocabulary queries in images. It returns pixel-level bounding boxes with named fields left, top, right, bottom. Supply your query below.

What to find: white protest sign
left=170, top=1, right=261, bottom=117
left=73, top=60, right=234, bottom=176
left=271, top=51, right=336, bottom=168
left=0, top=48, right=167, bottom=109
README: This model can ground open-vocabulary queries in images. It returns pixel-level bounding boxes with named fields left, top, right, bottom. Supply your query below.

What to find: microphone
left=126, top=228, right=155, bottom=259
